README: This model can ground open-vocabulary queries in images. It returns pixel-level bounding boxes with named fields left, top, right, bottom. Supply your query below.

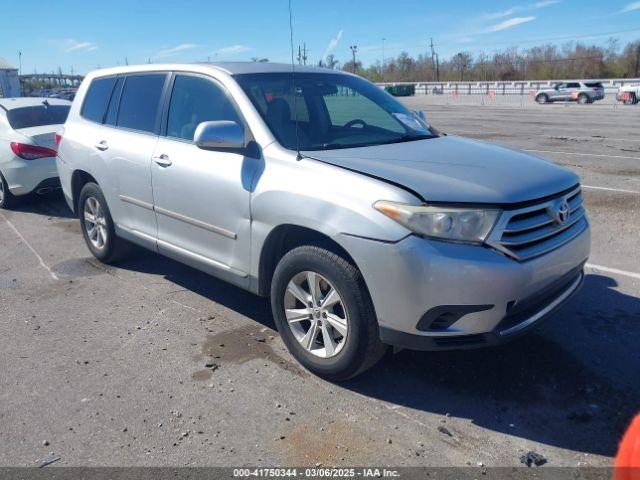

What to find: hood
left=302, top=136, right=578, bottom=204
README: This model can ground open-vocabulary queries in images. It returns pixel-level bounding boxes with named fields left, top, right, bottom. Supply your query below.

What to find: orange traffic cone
left=615, top=414, right=640, bottom=480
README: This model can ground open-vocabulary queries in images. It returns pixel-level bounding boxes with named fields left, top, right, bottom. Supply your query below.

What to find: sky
left=2, top=0, right=640, bottom=75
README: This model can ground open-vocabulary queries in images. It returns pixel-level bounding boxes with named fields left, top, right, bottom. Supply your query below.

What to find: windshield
left=6, top=104, right=70, bottom=130
left=235, top=72, right=436, bottom=151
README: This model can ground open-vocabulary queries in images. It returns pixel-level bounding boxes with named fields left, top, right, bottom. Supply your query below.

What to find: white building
left=0, top=58, right=21, bottom=98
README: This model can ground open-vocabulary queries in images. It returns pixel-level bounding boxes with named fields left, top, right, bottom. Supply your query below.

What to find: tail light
left=10, top=142, right=58, bottom=160
left=55, top=127, right=64, bottom=149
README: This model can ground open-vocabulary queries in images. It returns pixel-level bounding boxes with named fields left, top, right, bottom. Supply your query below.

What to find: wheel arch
left=70, top=170, right=98, bottom=215
left=257, top=224, right=360, bottom=297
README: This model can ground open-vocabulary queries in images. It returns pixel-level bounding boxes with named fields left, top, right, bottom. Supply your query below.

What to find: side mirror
left=194, top=121, right=244, bottom=150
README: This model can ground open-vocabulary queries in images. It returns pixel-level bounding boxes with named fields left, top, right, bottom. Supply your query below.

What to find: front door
left=151, top=73, right=258, bottom=286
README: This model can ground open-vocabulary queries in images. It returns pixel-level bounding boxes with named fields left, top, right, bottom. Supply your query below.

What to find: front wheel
left=0, top=170, right=18, bottom=209
left=536, top=94, right=548, bottom=104
left=78, top=182, right=130, bottom=263
left=271, top=246, right=387, bottom=381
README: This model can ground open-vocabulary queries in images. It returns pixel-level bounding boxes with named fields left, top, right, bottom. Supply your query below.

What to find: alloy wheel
left=283, top=271, right=349, bottom=358
left=83, top=196, right=108, bottom=250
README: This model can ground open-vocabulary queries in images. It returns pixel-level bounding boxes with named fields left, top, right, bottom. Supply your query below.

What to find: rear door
left=97, top=73, right=168, bottom=243
left=565, top=82, right=581, bottom=100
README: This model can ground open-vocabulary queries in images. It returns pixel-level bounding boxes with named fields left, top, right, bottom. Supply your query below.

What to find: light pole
left=350, top=45, right=357, bottom=74
left=381, top=38, right=386, bottom=80
left=18, top=51, right=22, bottom=75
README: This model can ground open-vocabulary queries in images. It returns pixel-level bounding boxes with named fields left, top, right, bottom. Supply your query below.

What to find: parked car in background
left=57, top=63, right=589, bottom=380
left=0, top=98, right=71, bottom=208
left=50, top=90, right=76, bottom=102
left=617, top=84, right=640, bottom=104
left=535, top=81, right=605, bottom=104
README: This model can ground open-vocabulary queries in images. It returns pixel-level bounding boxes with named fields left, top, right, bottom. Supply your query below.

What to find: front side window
left=235, top=72, right=435, bottom=151
left=81, top=76, right=116, bottom=123
left=6, top=104, right=70, bottom=129
left=166, top=75, right=243, bottom=141
left=116, top=74, right=166, bottom=133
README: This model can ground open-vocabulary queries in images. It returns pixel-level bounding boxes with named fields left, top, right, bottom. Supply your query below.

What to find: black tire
left=78, top=182, right=130, bottom=263
left=0, top=170, right=18, bottom=209
left=271, top=246, right=387, bottom=381
left=536, top=94, right=548, bottom=104
left=624, top=93, right=637, bottom=105
left=577, top=93, right=589, bottom=105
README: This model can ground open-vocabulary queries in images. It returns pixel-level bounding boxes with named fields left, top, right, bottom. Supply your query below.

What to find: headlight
left=374, top=201, right=501, bottom=244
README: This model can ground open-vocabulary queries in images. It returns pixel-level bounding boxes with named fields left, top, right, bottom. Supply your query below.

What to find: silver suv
left=56, top=63, right=590, bottom=380
left=535, top=81, right=605, bottom=104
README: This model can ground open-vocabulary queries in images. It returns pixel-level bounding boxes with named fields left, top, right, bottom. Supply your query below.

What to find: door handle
left=94, top=140, right=109, bottom=151
left=153, top=154, right=172, bottom=167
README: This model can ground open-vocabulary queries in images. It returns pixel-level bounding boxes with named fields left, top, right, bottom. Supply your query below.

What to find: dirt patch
left=192, top=324, right=308, bottom=379
left=283, top=421, right=375, bottom=465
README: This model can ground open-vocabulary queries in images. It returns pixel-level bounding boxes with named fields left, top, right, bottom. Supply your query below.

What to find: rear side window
left=166, top=75, right=243, bottom=141
left=567, top=83, right=581, bottom=88
left=116, top=74, right=166, bottom=133
left=6, top=105, right=70, bottom=129
left=81, top=77, right=116, bottom=123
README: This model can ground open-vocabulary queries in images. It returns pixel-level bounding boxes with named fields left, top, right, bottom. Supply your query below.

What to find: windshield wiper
left=380, top=134, right=436, bottom=145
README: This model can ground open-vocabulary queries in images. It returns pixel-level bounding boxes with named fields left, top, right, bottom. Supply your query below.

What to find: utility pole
left=381, top=37, right=386, bottom=77
left=350, top=45, right=358, bottom=74
left=302, top=43, right=307, bottom=65
left=458, top=53, right=463, bottom=81
left=429, top=38, right=436, bottom=81
left=435, top=53, right=440, bottom=82
left=635, top=43, right=640, bottom=78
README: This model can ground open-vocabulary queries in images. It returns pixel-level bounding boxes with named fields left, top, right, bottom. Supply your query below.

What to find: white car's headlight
left=374, top=201, right=501, bottom=244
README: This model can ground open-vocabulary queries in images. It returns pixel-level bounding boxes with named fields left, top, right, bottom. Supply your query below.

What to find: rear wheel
left=0, top=171, right=17, bottom=209
left=577, top=93, right=589, bottom=104
left=271, top=246, right=387, bottom=381
left=536, top=94, right=549, bottom=104
left=624, top=93, right=637, bottom=105
left=78, top=182, right=130, bottom=263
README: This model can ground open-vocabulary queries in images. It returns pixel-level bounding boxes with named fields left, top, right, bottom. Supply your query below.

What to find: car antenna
left=288, top=0, right=303, bottom=161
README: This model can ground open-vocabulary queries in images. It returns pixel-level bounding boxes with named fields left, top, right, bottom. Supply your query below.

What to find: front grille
left=486, top=186, right=588, bottom=261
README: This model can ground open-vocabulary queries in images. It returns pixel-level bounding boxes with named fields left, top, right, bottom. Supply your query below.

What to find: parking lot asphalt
left=1, top=102, right=639, bottom=468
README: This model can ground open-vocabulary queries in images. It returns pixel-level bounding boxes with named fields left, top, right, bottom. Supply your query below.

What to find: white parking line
left=583, top=185, right=640, bottom=194
left=586, top=264, right=640, bottom=281
left=525, top=149, right=640, bottom=160
left=0, top=212, right=59, bottom=281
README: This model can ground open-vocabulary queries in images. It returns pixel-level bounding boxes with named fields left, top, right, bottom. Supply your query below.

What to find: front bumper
left=2, top=156, right=58, bottom=196
left=341, top=222, right=590, bottom=349
left=379, top=268, right=584, bottom=350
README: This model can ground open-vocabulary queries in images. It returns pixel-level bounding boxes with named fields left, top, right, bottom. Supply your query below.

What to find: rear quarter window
left=585, top=82, right=604, bottom=88
left=6, top=105, right=70, bottom=129
left=81, top=77, right=116, bottom=123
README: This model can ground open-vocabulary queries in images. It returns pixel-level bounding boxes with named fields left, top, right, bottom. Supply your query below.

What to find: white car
left=0, top=97, right=71, bottom=208
left=617, top=84, right=640, bottom=104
